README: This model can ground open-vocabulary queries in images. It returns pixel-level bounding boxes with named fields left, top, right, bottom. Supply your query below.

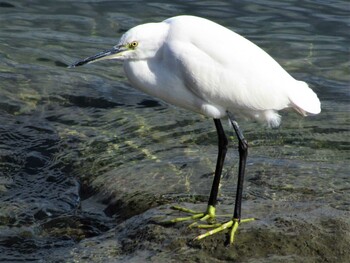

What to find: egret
left=69, top=15, right=321, bottom=244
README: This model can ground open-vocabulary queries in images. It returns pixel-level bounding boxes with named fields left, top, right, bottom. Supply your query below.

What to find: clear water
left=0, top=0, right=349, bottom=262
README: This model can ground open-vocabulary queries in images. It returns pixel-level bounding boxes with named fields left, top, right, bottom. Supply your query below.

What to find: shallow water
left=0, top=0, right=349, bottom=262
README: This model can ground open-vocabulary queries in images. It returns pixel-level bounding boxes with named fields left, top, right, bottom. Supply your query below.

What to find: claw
left=195, top=218, right=255, bottom=244
left=161, top=205, right=255, bottom=244
left=161, top=205, right=216, bottom=225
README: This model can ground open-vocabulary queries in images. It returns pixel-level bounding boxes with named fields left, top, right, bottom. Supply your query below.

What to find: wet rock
left=70, top=201, right=350, bottom=262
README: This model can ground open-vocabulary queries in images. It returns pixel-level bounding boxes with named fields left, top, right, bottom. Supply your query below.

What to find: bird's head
left=69, top=22, right=168, bottom=68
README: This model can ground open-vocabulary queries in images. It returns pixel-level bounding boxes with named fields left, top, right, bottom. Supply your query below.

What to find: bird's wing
left=168, top=38, right=291, bottom=112
left=163, top=16, right=320, bottom=122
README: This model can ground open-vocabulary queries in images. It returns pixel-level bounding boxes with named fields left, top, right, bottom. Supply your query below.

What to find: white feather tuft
left=288, top=81, right=321, bottom=116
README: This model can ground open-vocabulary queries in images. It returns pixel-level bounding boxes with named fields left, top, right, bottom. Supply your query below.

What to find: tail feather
left=289, top=81, right=321, bottom=116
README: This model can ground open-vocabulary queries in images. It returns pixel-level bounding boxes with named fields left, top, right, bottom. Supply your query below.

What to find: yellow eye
left=129, top=41, right=138, bottom=49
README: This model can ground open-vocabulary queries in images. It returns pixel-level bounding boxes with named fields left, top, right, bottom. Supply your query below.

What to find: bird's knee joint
left=239, top=139, right=248, bottom=153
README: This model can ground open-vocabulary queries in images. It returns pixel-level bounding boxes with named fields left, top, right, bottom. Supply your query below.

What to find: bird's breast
left=123, top=60, right=207, bottom=114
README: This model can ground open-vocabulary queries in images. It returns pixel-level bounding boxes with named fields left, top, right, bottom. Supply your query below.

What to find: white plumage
left=78, top=15, right=320, bottom=127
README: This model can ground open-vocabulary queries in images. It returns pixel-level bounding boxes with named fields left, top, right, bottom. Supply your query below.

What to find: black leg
left=207, top=119, right=228, bottom=207
left=227, top=112, right=248, bottom=220
left=168, top=116, right=252, bottom=244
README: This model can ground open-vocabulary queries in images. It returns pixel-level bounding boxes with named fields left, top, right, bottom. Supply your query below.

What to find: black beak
left=68, top=45, right=125, bottom=68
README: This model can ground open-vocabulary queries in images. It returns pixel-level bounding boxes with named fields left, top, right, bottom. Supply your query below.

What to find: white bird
left=70, top=15, right=321, bottom=244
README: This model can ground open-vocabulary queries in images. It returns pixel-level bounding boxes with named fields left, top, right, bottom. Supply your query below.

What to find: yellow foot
left=195, top=217, right=255, bottom=244
left=161, top=205, right=255, bottom=244
left=162, top=205, right=218, bottom=225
